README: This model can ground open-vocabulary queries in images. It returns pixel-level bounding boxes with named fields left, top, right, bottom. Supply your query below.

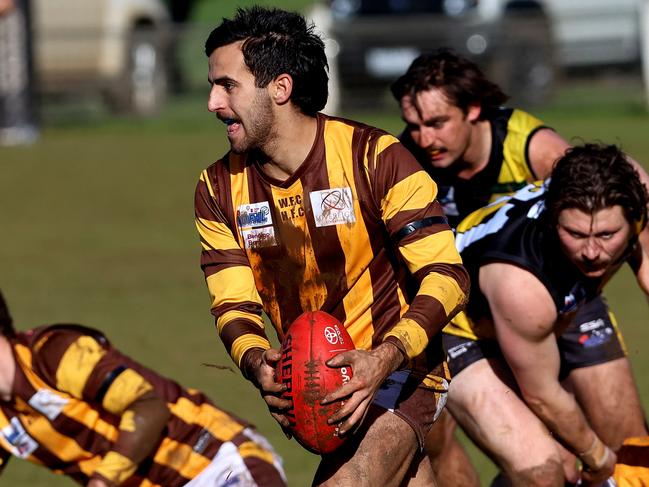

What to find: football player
left=0, top=290, right=286, bottom=486
left=445, top=144, right=648, bottom=485
left=195, top=6, right=469, bottom=486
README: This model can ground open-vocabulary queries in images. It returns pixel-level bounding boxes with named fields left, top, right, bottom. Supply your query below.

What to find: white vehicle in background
left=34, top=0, right=171, bottom=116
left=320, top=0, right=648, bottom=111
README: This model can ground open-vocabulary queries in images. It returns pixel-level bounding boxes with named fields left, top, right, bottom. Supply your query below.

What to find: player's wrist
left=376, top=339, right=407, bottom=373
left=240, top=347, right=265, bottom=384
left=578, top=434, right=611, bottom=471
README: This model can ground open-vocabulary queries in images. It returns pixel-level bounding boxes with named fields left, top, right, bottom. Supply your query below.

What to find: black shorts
left=444, top=295, right=626, bottom=380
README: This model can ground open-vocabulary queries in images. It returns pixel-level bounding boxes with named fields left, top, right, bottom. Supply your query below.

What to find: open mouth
left=428, top=148, right=446, bottom=159
left=223, top=118, right=241, bottom=136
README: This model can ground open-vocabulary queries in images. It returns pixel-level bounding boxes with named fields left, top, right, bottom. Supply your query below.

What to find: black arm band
left=95, top=365, right=127, bottom=404
left=394, top=216, right=448, bottom=242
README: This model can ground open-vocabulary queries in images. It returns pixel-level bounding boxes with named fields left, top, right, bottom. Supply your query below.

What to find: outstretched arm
left=480, top=263, right=616, bottom=483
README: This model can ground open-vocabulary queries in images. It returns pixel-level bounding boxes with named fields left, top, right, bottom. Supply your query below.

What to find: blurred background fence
left=2, top=1, right=649, bottom=486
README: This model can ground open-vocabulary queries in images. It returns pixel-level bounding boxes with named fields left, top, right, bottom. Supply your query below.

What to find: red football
left=276, top=310, right=354, bottom=455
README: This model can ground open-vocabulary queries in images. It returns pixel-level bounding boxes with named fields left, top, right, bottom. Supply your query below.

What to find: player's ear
left=272, top=74, right=293, bottom=105
left=467, top=103, right=481, bottom=123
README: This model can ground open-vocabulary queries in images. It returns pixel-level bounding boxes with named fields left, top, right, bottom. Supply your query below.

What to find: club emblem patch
left=309, top=187, right=356, bottom=227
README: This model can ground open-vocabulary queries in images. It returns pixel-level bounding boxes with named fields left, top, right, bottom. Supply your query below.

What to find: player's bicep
left=480, top=263, right=560, bottom=393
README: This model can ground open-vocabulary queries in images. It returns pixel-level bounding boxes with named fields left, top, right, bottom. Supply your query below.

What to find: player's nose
left=207, top=86, right=227, bottom=113
left=581, top=238, right=600, bottom=261
left=420, top=127, right=436, bottom=148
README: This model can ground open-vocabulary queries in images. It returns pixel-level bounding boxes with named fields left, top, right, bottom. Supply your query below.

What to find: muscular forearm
left=522, top=386, right=601, bottom=456
left=92, top=393, right=170, bottom=485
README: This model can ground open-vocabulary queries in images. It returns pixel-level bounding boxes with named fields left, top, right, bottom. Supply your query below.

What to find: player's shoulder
left=23, top=324, right=109, bottom=355
left=508, top=108, right=547, bottom=133
left=321, top=113, right=397, bottom=144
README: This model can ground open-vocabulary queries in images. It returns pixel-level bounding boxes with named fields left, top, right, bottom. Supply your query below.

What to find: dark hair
left=545, top=143, right=648, bottom=232
left=390, top=49, right=508, bottom=117
left=0, top=290, right=15, bottom=338
left=204, top=6, right=328, bottom=116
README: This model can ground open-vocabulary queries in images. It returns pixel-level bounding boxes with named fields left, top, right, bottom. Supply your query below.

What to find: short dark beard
left=231, top=88, right=274, bottom=154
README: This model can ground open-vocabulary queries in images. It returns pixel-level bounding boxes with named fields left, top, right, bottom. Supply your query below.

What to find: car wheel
left=489, top=11, right=556, bottom=108
left=106, top=25, right=168, bottom=117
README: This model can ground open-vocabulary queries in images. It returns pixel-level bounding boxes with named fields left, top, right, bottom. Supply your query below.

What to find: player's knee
left=506, top=458, right=564, bottom=487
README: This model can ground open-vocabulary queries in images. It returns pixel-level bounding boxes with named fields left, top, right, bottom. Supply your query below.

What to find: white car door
left=34, top=0, right=106, bottom=83
left=543, top=0, right=641, bottom=67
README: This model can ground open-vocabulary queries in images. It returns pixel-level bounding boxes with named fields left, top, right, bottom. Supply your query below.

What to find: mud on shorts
left=443, top=295, right=626, bottom=380
left=371, top=369, right=448, bottom=450
left=183, top=427, right=287, bottom=487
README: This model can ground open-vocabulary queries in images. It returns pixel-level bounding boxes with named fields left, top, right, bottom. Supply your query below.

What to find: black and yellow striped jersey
left=401, top=108, right=549, bottom=228
left=0, top=325, right=260, bottom=487
left=195, top=113, right=469, bottom=389
left=444, top=182, right=605, bottom=340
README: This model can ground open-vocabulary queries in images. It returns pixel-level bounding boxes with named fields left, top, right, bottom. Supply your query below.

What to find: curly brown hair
left=390, top=48, right=508, bottom=118
left=545, top=143, right=648, bottom=233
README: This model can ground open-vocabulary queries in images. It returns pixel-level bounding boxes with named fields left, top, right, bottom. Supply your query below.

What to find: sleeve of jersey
left=371, top=137, right=470, bottom=360
left=34, top=329, right=153, bottom=414
left=194, top=168, right=271, bottom=368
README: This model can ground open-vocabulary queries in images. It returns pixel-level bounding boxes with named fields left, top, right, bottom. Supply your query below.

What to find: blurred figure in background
left=0, top=0, right=38, bottom=145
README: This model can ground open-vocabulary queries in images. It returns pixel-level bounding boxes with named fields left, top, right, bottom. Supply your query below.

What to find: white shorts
left=183, top=428, right=286, bottom=487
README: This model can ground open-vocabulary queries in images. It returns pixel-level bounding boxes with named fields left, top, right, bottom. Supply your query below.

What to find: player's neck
left=258, top=111, right=318, bottom=182
left=0, top=336, right=15, bottom=401
left=457, top=120, right=492, bottom=179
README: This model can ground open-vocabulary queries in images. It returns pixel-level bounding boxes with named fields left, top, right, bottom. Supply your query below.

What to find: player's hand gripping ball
left=275, top=311, right=354, bottom=454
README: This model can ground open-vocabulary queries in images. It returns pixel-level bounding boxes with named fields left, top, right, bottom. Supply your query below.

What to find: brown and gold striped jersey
left=0, top=325, right=255, bottom=486
left=195, top=113, right=469, bottom=389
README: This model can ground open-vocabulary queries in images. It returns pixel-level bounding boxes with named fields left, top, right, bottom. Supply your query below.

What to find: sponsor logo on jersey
left=1, top=417, right=38, bottom=458
left=310, top=187, right=356, bottom=227
left=28, top=389, right=69, bottom=420
left=237, top=201, right=277, bottom=249
left=237, top=202, right=272, bottom=228
left=241, top=227, right=277, bottom=249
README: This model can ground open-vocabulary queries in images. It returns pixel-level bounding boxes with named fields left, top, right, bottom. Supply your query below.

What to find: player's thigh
left=448, top=357, right=561, bottom=473
left=313, top=407, right=420, bottom=487
left=425, top=408, right=456, bottom=458
left=565, top=357, right=648, bottom=449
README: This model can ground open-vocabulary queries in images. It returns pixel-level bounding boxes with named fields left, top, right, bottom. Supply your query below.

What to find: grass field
left=2, top=72, right=649, bottom=486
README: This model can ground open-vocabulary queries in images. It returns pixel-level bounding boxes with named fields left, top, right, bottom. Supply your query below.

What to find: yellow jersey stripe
left=102, top=369, right=153, bottom=414
left=381, top=171, right=437, bottom=221
left=399, top=230, right=463, bottom=273
left=384, top=317, right=429, bottom=359
left=55, top=336, right=106, bottom=397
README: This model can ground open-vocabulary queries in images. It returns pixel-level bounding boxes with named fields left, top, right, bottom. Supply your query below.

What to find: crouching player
left=443, top=144, right=649, bottom=485
left=0, top=291, right=286, bottom=486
